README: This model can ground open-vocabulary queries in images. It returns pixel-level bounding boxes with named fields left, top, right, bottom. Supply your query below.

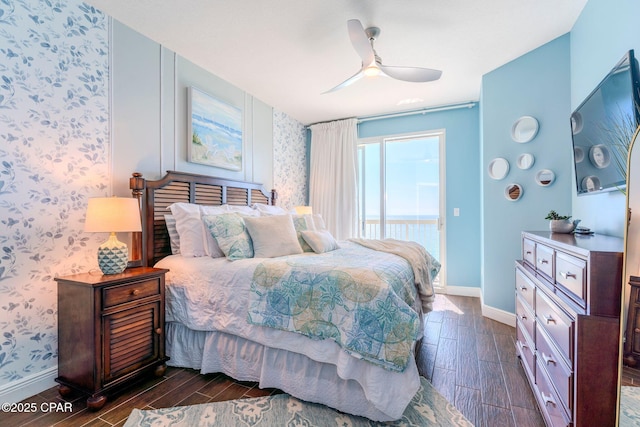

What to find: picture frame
left=187, top=87, right=243, bottom=171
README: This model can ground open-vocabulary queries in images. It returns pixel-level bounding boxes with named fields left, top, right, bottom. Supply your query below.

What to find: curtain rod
left=305, top=101, right=477, bottom=128
left=357, top=101, right=477, bottom=123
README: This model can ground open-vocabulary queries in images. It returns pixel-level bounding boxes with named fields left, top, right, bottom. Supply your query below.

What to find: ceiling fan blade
left=347, top=19, right=375, bottom=65
left=322, top=69, right=365, bottom=94
left=379, top=65, right=442, bottom=82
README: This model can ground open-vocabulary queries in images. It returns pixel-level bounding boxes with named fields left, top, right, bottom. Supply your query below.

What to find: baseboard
left=0, top=366, right=58, bottom=403
left=481, top=302, right=516, bottom=328
left=441, top=285, right=481, bottom=298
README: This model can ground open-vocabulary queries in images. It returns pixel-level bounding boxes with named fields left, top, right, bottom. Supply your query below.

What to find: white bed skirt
left=165, top=321, right=421, bottom=421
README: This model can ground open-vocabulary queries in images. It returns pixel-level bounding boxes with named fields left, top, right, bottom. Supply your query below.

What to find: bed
left=128, top=170, right=439, bottom=421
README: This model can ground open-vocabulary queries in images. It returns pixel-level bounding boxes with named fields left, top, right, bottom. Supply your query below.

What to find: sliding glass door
left=358, top=131, right=445, bottom=289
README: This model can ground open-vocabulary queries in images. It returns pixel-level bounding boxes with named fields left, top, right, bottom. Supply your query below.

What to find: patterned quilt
left=247, top=241, right=435, bottom=372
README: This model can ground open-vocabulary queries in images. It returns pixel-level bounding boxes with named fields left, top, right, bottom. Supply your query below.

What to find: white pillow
left=227, top=205, right=260, bottom=216
left=301, top=230, right=339, bottom=254
left=252, top=203, right=288, bottom=216
left=200, top=205, right=230, bottom=258
left=244, top=215, right=303, bottom=258
left=169, top=203, right=207, bottom=257
left=164, top=215, right=180, bottom=255
left=202, top=213, right=254, bottom=260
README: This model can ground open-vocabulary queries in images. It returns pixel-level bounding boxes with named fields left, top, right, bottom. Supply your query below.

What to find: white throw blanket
left=349, top=238, right=440, bottom=313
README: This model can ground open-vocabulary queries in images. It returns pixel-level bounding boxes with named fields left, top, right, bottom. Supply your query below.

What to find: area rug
left=620, top=386, right=640, bottom=426
left=123, top=377, right=472, bottom=426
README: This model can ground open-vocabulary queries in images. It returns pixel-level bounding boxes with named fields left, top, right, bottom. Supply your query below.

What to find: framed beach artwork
left=187, top=87, right=243, bottom=171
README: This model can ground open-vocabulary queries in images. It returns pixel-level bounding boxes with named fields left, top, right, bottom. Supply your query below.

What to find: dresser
left=55, top=267, right=169, bottom=410
left=515, top=231, right=623, bottom=427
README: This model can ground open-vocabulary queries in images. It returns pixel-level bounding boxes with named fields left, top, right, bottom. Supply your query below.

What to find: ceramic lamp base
left=98, top=233, right=128, bottom=275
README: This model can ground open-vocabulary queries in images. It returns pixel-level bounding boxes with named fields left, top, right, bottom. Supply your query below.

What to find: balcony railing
left=360, top=218, right=440, bottom=263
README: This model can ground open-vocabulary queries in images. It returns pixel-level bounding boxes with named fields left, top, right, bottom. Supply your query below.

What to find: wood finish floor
left=2, top=294, right=545, bottom=427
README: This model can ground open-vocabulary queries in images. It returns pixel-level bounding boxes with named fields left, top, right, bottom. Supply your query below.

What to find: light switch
left=453, top=208, right=460, bottom=217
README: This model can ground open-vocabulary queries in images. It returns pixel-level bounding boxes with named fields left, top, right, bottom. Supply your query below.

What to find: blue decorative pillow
left=202, top=213, right=253, bottom=260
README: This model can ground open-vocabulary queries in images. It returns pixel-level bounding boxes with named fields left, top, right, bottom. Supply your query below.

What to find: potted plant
left=545, top=210, right=580, bottom=233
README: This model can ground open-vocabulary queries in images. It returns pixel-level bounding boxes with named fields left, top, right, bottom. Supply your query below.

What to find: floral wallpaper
left=0, top=0, right=307, bottom=393
left=273, top=109, right=307, bottom=210
left=0, top=0, right=109, bottom=385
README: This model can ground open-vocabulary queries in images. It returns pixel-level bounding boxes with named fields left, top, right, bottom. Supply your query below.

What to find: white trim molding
left=481, top=301, right=516, bottom=328
left=0, top=367, right=58, bottom=404
left=442, top=285, right=481, bottom=298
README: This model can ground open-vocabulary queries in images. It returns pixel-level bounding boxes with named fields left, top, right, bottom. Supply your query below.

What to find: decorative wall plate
left=517, top=153, right=535, bottom=170
left=488, top=157, right=510, bottom=180
left=535, top=169, right=555, bottom=186
left=505, top=183, right=523, bottom=201
left=512, top=116, right=539, bottom=143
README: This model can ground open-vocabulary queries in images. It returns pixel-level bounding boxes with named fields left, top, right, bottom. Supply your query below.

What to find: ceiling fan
left=323, top=19, right=442, bottom=94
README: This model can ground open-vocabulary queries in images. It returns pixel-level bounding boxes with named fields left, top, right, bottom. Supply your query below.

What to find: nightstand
left=55, top=267, right=169, bottom=410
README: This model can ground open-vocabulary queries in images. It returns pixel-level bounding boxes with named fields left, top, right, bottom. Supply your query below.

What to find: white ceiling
left=86, top=0, right=587, bottom=125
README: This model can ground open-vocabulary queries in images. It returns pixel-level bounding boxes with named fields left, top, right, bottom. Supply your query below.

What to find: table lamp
left=294, top=206, right=313, bottom=215
left=84, top=197, right=142, bottom=275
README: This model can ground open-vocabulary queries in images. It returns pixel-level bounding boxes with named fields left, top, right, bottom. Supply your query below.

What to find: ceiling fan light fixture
left=363, top=63, right=382, bottom=77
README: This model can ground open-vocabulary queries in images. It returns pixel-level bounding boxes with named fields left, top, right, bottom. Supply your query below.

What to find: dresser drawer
left=536, top=323, right=572, bottom=414
left=516, top=322, right=535, bottom=378
left=536, top=289, right=574, bottom=364
left=536, top=359, right=571, bottom=427
left=515, top=265, right=535, bottom=310
left=103, top=278, right=161, bottom=309
left=523, top=238, right=536, bottom=267
left=536, top=244, right=554, bottom=279
left=555, top=252, right=586, bottom=303
left=516, top=295, right=535, bottom=341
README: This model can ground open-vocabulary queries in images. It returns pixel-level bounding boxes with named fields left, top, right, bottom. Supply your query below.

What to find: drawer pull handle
left=542, top=392, right=556, bottom=407
left=519, top=286, right=527, bottom=292
left=541, top=353, right=556, bottom=366
left=130, top=289, right=140, bottom=296
left=560, top=271, right=576, bottom=279
left=544, top=315, right=556, bottom=324
left=537, top=258, right=549, bottom=265
left=155, top=328, right=162, bottom=335
left=526, top=250, right=532, bottom=255
left=519, top=314, right=527, bottom=321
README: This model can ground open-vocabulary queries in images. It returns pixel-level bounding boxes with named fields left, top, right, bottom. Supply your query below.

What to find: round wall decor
left=488, top=158, right=510, bottom=180
left=511, top=116, right=539, bottom=143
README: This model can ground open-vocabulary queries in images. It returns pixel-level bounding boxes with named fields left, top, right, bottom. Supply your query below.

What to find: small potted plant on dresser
left=545, top=210, right=581, bottom=233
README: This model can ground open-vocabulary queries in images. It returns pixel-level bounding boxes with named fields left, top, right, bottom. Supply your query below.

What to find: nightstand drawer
left=536, top=289, right=574, bottom=364
left=555, top=252, right=586, bottom=303
left=103, top=278, right=161, bottom=309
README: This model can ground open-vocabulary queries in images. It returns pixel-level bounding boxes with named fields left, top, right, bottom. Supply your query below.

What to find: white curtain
left=309, top=118, right=358, bottom=240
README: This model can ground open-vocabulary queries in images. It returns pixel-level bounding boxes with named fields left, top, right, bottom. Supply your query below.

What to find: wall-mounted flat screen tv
left=571, top=49, right=640, bottom=196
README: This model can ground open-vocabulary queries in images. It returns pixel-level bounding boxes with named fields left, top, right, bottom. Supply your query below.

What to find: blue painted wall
left=570, top=0, right=640, bottom=238
left=481, top=35, right=573, bottom=313
left=358, top=106, right=481, bottom=289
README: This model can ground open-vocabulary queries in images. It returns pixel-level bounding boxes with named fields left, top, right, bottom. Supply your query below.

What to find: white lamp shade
left=294, top=206, right=313, bottom=215
left=84, top=197, right=142, bottom=233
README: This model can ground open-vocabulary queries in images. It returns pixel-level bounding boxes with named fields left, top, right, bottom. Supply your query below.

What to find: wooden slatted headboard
left=129, top=170, right=277, bottom=267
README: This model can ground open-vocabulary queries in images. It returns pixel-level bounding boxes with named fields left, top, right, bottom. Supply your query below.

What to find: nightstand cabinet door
left=55, top=267, right=169, bottom=410
left=103, top=300, right=162, bottom=383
